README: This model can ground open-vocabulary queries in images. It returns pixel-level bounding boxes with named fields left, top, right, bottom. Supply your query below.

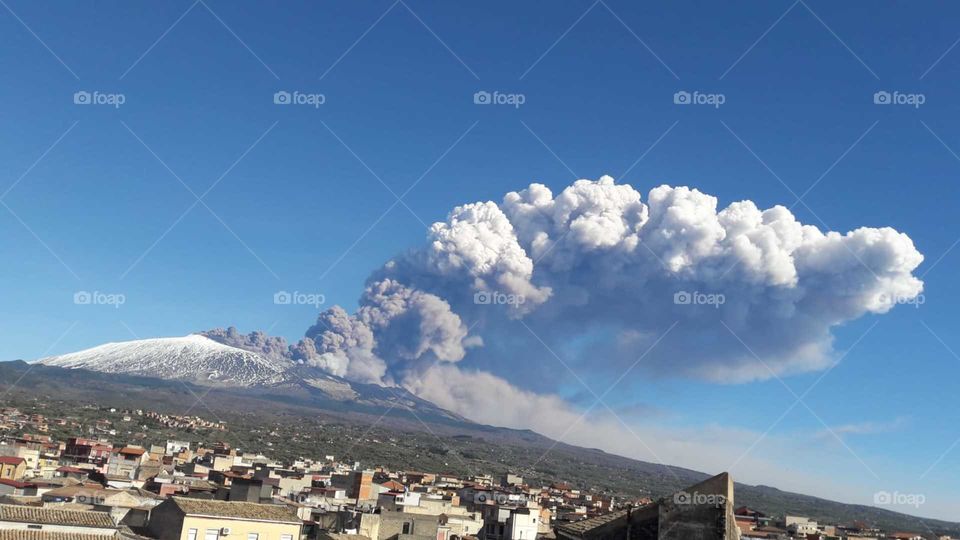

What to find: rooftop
left=0, top=503, right=116, bottom=528
left=170, top=497, right=301, bottom=524
left=555, top=508, right=630, bottom=536
left=0, top=479, right=36, bottom=489
left=0, top=531, right=117, bottom=540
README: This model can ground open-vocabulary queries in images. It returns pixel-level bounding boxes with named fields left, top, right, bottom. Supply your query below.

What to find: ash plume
left=299, top=176, right=923, bottom=399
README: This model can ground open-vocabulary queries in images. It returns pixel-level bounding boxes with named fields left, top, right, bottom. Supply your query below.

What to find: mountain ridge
left=19, top=336, right=959, bottom=534
left=36, top=334, right=466, bottom=423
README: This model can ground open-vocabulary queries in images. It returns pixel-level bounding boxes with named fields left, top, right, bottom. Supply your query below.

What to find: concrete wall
left=146, top=501, right=301, bottom=540
left=657, top=473, right=739, bottom=540
left=378, top=510, right=440, bottom=540
left=179, top=515, right=301, bottom=540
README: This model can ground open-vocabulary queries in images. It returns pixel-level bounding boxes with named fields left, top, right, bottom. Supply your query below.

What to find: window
left=187, top=529, right=198, bottom=540
left=280, top=535, right=294, bottom=540
left=204, top=529, right=219, bottom=540
left=402, top=522, right=412, bottom=535
left=247, top=534, right=259, bottom=540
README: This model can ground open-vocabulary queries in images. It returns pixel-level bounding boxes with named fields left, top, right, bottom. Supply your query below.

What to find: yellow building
left=148, top=497, right=302, bottom=540
left=0, top=458, right=26, bottom=481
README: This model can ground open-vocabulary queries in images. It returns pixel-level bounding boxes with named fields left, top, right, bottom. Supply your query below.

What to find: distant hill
left=1, top=358, right=955, bottom=536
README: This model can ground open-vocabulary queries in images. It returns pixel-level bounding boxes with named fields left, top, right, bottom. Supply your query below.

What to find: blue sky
left=2, top=0, right=960, bottom=521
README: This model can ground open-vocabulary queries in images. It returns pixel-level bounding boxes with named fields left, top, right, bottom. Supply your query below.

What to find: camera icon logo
left=473, top=91, right=491, bottom=105
left=873, top=91, right=891, bottom=105
left=873, top=491, right=892, bottom=504
left=274, top=91, right=292, bottom=105
left=73, top=291, right=92, bottom=305
left=673, top=91, right=691, bottom=105
left=274, top=290, right=292, bottom=305
left=474, top=291, right=492, bottom=304
left=673, top=491, right=691, bottom=505
left=673, top=291, right=691, bottom=305
left=74, top=91, right=92, bottom=105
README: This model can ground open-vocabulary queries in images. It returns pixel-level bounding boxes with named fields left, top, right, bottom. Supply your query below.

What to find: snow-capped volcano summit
left=37, top=334, right=294, bottom=387
left=33, top=330, right=469, bottom=422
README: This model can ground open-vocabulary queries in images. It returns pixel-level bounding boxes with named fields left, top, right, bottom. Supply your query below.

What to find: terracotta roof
left=170, top=497, right=300, bottom=524
left=0, top=479, right=36, bottom=489
left=118, top=448, right=145, bottom=456
left=0, top=531, right=116, bottom=540
left=0, top=503, right=116, bottom=528
left=0, top=457, right=25, bottom=466
left=56, top=466, right=89, bottom=474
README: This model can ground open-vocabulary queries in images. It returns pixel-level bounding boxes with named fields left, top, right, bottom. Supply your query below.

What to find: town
left=0, top=405, right=948, bottom=540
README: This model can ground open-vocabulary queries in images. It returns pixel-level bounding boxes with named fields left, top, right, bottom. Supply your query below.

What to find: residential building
left=0, top=458, right=25, bottom=482
left=107, top=446, right=147, bottom=480
left=0, top=503, right=119, bottom=536
left=147, top=497, right=302, bottom=540
left=360, top=509, right=443, bottom=540
left=0, top=479, right=37, bottom=497
left=0, top=445, right=39, bottom=478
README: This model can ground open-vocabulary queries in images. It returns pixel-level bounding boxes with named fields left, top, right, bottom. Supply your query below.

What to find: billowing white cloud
left=294, top=176, right=936, bottom=515
left=302, top=175, right=923, bottom=387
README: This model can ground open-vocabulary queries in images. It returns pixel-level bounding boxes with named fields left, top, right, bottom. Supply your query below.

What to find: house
left=0, top=479, right=37, bottom=497
left=359, top=509, right=444, bottom=540
left=147, top=497, right=302, bottom=540
left=41, top=483, right=160, bottom=528
left=0, top=458, right=26, bottom=482
left=167, top=440, right=192, bottom=454
left=888, top=534, right=923, bottom=540
left=478, top=505, right=538, bottom=540
left=501, top=474, right=523, bottom=487
left=504, top=507, right=538, bottom=540
left=0, top=444, right=39, bottom=477
left=0, top=503, right=118, bottom=536
left=380, top=480, right=405, bottom=492
left=63, top=438, right=113, bottom=468
left=55, top=466, right=91, bottom=481
left=230, top=477, right=272, bottom=503
left=107, top=447, right=147, bottom=480
left=331, top=470, right=375, bottom=501
left=785, top=516, right=818, bottom=537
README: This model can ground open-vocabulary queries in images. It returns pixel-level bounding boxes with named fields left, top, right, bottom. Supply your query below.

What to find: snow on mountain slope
left=37, top=334, right=294, bottom=387
left=33, top=332, right=469, bottom=421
